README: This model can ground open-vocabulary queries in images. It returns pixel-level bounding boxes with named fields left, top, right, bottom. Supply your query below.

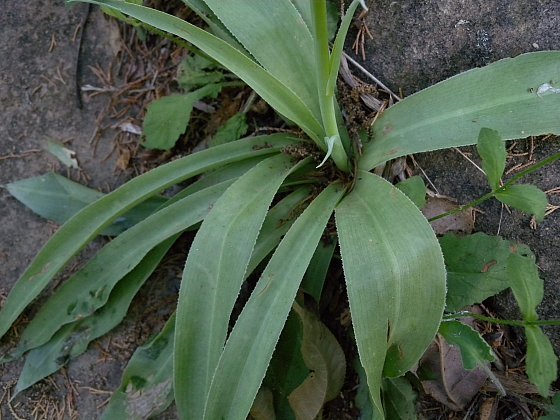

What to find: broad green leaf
left=6, top=172, right=167, bottom=236
left=202, top=0, right=321, bottom=121
left=336, top=171, right=446, bottom=415
left=203, top=183, right=345, bottom=420
left=438, top=320, right=494, bottom=370
left=13, top=239, right=174, bottom=394
left=300, top=239, right=337, bottom=303
left=11, top=181, right=232, bottom=356
left=0, top=135, right=294, bottom=340
left=525, top=325, right=557, bottom=397
left=208, top=112, right=249, bottom=147
left=288, top=302, right=346, bottom=419
left=381, top=377, right=417, bottom=420
left=70, top=0, right=324, bottom=143
left=143, top=84, right=221, bottom=150
left=102, top=314, right=176, bottom=420
left=395, top=175, right=426, bottom=209
left=495, top=184, right=548, bottom=222
left=477, top=128, right=505, bottom=190
left=361, top=52, right=560, bottom=170
left=174, top=154, right=299, bottom=418
left=507, top=251, right=544, bottom=322
left=440, top=232, right=534, bottom=311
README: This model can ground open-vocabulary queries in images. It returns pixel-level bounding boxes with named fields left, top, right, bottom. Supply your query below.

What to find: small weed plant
left=2, top=0, right=560, bottom=418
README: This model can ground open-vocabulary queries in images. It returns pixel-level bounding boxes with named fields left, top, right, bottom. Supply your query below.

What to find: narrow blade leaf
left=0, top=135, right=294, bottom=339
left=12, top=181, right=232, bottom=356
left=336, top=171, right=446, bottom=414
left=361, top=52, right=560, bottom=170
left=203, top=0, right=321, bottom=120
left=6, top=172, right=167, bottom=236
left=174, top=154, right=299, bottom=418
left=13, top=239, right=174, bottom=394
left=203, top=183, right=345, bottom=420
left=382, top=377, right=417, bottom=420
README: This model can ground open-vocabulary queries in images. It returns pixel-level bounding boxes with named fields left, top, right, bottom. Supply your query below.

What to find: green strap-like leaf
left=7, top=172, right=167, bottom=236
left=300, top=238, right=337, bottom=304
left=0, top=135, right=293, bottom=339
left=203, top=0, right=321, bottom=121
left=246, top=187, right=313, bottom=276
left=13, top=238, right=175, bottom=394
left=326, top=0, right=360, bottom=94
left=102, top=314, right=176, bottom=420
left=361, top=51, right=560, bottom=170
left=70, top=0, right=324, bottom=142
left=335, top=171, right=446, bottom=415
left=381, top=377, right=417, bottom=420
left=507, top=251, right=544, bottom=322
left=11, top=181, right=233, bottom=356
left=174, top=154, right=300, bottom=418
left=203, top=183, right=345, bottom=420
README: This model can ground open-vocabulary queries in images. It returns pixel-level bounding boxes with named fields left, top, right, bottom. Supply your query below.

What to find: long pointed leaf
left=203, top=0, right=321, bottom=120
left=361, top=51, right=560, bottom=170
left=12, top=180, right=233, bottom=356
left=203, top=183, right=345, bottom=419
left=70, top=0, right=324, bottom=142
left=14, top=239, right=175, bottom=394
left=174, top=154, right=300, bottom=418
left=0, top=135, right=293, bottom=339
left=336, top=171, right=446, bottom=415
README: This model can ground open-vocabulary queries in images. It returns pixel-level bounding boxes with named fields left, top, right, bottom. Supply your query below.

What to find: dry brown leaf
left=250, top=387, right=276, bottom=420
left=422, top=196, right=474, bottom=235
left=288, top=303, right=346, bottom=420
left=419, top=337, right=488, bottom=411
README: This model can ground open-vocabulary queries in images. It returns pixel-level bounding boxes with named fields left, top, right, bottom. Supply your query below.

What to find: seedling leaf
left=143, top=85, right=221, bottom=150
left=440, top=232, right=534, bottom=311
left=396, top=175, right=426, bottom=209
left=438, top=321, right=494, bottom=370
left=495, top=184, right=548, bottom=222
left=477, top=128, right=505, bottom=190
left=507, top=251, right=543, bottom=322
left=525, top=325, right=557, bottom=397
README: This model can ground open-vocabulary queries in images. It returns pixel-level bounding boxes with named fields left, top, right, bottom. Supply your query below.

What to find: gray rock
left=359, top=0, right=560, bottom=95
